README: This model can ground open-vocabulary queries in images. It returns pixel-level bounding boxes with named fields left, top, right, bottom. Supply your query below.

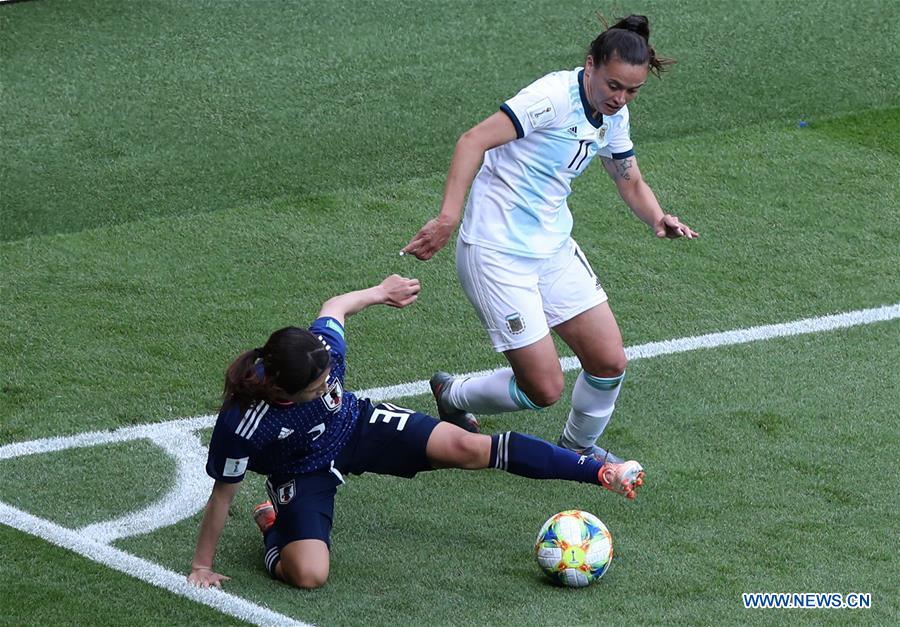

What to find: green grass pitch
left=1, top=0, right=898, bottom=625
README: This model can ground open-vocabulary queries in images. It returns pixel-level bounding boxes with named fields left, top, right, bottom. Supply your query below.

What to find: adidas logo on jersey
left=567, top=126, right=578, bottom=136
left=278, top=427, right=294, bottom=439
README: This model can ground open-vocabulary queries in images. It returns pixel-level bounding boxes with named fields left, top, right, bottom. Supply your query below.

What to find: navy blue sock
left=263, top=527, right=282, bottom=579
left=490, top=432, right=602, bottom=484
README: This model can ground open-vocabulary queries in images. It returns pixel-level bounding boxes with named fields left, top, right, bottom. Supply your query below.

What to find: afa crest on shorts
left=505, top=313, right=526, bottom=335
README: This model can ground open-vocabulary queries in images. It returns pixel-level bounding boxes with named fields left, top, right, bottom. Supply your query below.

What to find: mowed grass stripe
left=3, top=0, right=898, bottom=240
left=1, top=302, right=894, bottom=461
left=2, top=115, right=898, bottom=443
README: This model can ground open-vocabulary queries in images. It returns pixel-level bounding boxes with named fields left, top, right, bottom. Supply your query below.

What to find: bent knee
left=530, top=387, right=563, bottom=407
left=586, top=353, right=627, bottom=378
left=287, top=569, right=328, bottom=590
left=283, top=563, right=329, bottom=590
left=518, top=378, right=564, bottom=408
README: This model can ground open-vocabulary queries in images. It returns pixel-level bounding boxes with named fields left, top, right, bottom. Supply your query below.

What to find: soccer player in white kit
left=403, top=15, right=698, bottom=476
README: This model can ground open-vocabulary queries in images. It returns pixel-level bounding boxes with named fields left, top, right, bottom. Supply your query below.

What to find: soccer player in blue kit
left=188, top=274, right=643, bottom=590
left=403, top=16, right=698, bottom=471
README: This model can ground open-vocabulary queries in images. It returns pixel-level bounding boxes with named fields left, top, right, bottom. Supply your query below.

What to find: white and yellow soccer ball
left=534, top=509, right=613, bottom=587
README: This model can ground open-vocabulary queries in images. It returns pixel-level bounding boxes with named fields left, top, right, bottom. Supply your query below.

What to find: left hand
left=654, top=214, right=699, bottom=239
left=378, top=274, right=421, bottom=308
left=188, top=566, right=231, bottom=588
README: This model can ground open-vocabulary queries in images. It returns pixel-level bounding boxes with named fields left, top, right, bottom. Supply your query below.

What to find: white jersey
left=459, top=68, right=634, bottom=258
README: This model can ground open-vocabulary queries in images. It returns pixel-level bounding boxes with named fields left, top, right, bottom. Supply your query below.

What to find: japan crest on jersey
left=323, top=378, right=343, bottom=411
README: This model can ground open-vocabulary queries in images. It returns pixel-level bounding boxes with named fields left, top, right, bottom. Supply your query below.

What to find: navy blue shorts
left=334, top=401, right=439, bottom=478
left=265, top=470, right=341, bottom=547
left=266, top=402, right=439, bottom=547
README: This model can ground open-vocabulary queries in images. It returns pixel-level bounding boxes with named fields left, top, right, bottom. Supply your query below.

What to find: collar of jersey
left=577, top=69, right=604, bottom=129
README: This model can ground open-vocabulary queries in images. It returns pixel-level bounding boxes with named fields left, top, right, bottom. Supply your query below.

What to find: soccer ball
left=534, top=510, right=613, bottom=587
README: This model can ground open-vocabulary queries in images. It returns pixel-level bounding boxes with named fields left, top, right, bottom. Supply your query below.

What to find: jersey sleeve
left=500, top=72, right=572, bottom=139
left=206, top=405, right=253, bottom=483
left=597, top=106, right=635, bottom=160
left=309, top=316, right=347, bottom=359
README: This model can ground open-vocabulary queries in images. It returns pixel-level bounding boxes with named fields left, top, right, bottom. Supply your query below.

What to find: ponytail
left=222, top=327, right=331, bottom=408
left=590, top=14, right=675, bottom=77
left=223, top=347, right=278, bottom=408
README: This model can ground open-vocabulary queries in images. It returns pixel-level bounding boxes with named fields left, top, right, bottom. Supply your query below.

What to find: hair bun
left=614, top=14, right=650, bottom=41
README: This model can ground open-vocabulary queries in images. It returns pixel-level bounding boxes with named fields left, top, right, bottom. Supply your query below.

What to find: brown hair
left=589, top=14, right=675, bottom=77
left=223, top=326, right=330, bottom=408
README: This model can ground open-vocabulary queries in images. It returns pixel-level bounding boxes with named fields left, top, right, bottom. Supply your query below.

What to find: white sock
left=560, top=370, right=625, bottom=450
left=448, top=368, right=532, bottom=415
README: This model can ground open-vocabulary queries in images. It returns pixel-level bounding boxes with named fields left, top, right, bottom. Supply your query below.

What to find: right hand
left=379, top=274, right=421, bottom=308
left=188, top=566, right=231, bottom=589
left=401, top=215, right=457, bottom=260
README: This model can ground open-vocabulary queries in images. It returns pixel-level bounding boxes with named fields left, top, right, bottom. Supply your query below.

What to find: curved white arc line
left=79, top=429, right=212, bottom=544
left=0, top=416, right=215, bottom=461
left=0, top=501, right=308, bottom=627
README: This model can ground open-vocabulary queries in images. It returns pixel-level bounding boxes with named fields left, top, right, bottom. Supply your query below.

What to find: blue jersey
left=206, top=317, right=361, bottom=483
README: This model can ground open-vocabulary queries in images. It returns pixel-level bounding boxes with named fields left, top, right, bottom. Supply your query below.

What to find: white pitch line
left=0, top=501, right=309, bottom=627
left=78, top=428, right=213, bottom=543
left=0, top=416, right=214, bottom=461
left=350, top=302, right=900, bottom=401
left=1, top=302, right=898, bottom=462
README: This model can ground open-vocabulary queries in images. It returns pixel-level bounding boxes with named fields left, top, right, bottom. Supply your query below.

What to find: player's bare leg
left=276, top=540, right=330, bottom=590
left=425, top=422, right=491, bottom=468
left=253, top=503, right=330, bottom=589
left=503, top=335, right=566, bottom=407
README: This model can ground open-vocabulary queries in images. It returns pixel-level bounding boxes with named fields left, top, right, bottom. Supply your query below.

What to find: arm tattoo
left=614, top=157, right=634, bottom=181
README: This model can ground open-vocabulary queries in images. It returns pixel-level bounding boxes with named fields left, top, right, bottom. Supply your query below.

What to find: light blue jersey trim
left=583, top=371, right=625, bottom=391
left=509, top=376, right=542, bottom=410
left=324, top=317, right=345, bottom=339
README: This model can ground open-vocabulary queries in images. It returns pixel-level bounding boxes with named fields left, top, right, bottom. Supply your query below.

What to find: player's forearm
left=438, top=134, right=487, bottom=223
left=619, top=179, right=665, bottom=229
left=192, top=484, right=237, bottom=569
left=320, top=286, right=385, bottom=320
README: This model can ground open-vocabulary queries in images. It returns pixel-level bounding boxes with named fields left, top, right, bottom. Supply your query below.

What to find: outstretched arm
left=318, top=274, right=421, bottom=325
left=188, top=479, right=241, bottom=588
left=601, top=156, right=698, bottom=239
left=402, top=112, right=518, bottom=260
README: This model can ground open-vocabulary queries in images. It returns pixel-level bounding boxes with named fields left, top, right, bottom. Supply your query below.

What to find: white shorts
left=455, top=238, right=608, bottom=352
